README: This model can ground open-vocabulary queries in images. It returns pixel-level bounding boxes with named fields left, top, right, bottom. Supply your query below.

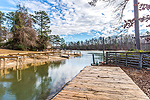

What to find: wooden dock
left=53, top=66, right=149, bottom=100
left=0, top=51, right=81, bottom=70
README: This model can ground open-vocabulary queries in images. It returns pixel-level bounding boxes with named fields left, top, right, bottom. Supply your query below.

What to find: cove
left=0, top=51, right=103, bottom=100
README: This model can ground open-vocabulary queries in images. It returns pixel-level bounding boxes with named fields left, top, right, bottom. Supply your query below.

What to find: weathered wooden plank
left=143, top=58, right=150, bottom=61
left=0, top=56, right=20, bottom=58
left=143, top=54, right=150, bottom=58
left=53, top=66, right=149, bottom=100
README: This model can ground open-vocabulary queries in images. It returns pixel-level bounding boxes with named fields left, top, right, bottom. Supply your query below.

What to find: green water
left=0, top=51, right=104, bottom=100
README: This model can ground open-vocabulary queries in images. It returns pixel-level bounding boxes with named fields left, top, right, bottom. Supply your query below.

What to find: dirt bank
left=120, top=66, right=150, bottom=99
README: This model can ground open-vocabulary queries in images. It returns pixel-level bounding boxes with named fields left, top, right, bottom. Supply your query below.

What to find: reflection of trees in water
left=0, top=83, right=5, bottom=100
left=35, top=64, right=52, bottom=100
left=74, top=56, right=81, bottom=58
left=4, top=68, right=38, bottom=100
left=49, top=60, right=66, bottom=69
left=0, top=60, right=67, bottom=100
left=0, top=63, right=52, bottom=100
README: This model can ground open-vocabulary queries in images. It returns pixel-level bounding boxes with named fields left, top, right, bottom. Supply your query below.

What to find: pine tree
left=32, top=11, right=51, bottom=50
left=33, top=11, right=51, bottom=36
left=5, top=4, right=37, bottom=50
left=0, top=11, right=6, bottom=37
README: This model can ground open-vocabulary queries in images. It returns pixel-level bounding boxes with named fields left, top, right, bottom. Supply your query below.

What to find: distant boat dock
left=0, top=50, right=81, bottom=70
left=52, top=66, right=149, bottom=100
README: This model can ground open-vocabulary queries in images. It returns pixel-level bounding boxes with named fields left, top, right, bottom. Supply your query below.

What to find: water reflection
left=49, top=60, right=65, bottom=70
left=0, top=69, right=6, bottom=77
left=0, top=59, right=66, bottom=100
left=0, top=51, right=104, bottom=100
left=34, top=65, right=37, bottom=72
left=17, top=69, right=21, bottom=82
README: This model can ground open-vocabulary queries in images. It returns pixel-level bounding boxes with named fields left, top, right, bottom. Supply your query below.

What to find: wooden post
left=115, top=53, right=117, bottom=65
left=19, top=58, right=21, bottom=69
left=48, top=53, right=49, bottom=59
left=16, top=57, right=19, bottom=69
left=126, top=53, right=128, bottom=67
left=3, top=58, right=5, bottom=69
left=119, top=54, right=121, bottom=66
left=0, top=58, right=1, bottom=69
left=106, top=52, right=108, bottom=64
left=92, top=54, right=95, bottom=64
left=103, top=37, right=105, bottom=62
left=139, top=53, right=143, bottom=69
left=34, top=54, right=36, bottom=64
left=22, top=56, right=24, bottom=64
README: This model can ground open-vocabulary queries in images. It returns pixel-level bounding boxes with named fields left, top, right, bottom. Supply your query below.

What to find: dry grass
left=0, top=49, right=37, bottom=54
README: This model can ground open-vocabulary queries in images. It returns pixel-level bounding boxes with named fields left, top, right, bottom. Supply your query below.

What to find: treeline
left=65, top=34, right=136, bottom=50
left=0, top=5, right=65, bottom=51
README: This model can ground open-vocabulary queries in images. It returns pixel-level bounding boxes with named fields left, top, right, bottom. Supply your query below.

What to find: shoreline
left=0, top=49, right=80, bottom=75
left=0, top=55, right=69, bottom=77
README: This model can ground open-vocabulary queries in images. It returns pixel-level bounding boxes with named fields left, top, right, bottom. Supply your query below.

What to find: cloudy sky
left=0, top=0, right=150, bottom=42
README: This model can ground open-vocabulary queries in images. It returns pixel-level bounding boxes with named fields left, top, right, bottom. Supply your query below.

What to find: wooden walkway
left=53, top=66, right=149, bottom=100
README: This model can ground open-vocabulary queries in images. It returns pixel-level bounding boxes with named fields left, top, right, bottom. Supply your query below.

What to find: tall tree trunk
left=0, top=18, right=1, bottom=37
left=134, top=0, right=141, bottom=50
left=41, top=15, right=42, bottom=35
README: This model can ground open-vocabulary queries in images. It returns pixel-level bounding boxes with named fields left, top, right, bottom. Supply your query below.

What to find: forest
left=0, top=4, right=65, bottom=51
left=64, top=34, right=136, bottom=50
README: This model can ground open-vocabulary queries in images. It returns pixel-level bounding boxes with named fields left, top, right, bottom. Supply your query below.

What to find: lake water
left=0, top=51, right=104, bottom=100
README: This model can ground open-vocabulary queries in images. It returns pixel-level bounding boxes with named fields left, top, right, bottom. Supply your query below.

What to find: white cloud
left=4, top=0, right=150, bottom=39
left=8, top=0, right=16, bottom=5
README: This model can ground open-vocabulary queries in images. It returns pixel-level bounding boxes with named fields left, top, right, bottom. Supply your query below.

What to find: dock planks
left=53, top=66, right=149, bottom=100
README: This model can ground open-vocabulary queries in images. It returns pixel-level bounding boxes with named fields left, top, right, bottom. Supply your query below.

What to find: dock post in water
left=3, top=58, right=5, bottom=69
left=34, top=54, right=36, bottom=64
left=19, top=58, right=22, bottom=69
left=16, top=57, right=19, bottom=69
left=0, top=58, right=1, bottom=69
left=48, top=53, right=50, bottom=59
left=92, top=54, right=95, bottom=64
left=106, top=52, right=108, bottom=64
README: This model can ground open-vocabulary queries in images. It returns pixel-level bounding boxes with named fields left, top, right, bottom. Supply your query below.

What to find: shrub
left=14, top=44, right=25, bottom=50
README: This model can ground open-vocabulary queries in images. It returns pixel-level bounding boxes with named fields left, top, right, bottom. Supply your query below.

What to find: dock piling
left=16, top=57, right=19, bottom=69
left=92, top=54, right=95, bottom=64
left=0, top=58, right=1, bottom=69
left=34, top=54, right=36, bottom=64
left=3, top=58, right=5, bottom=69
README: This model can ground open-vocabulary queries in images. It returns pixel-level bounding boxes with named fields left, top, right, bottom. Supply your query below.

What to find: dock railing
left=106, top=52, right=150, bottom=69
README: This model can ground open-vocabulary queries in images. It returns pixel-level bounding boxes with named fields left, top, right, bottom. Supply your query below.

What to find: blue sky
left=0, top=0, right=150, bottom=42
